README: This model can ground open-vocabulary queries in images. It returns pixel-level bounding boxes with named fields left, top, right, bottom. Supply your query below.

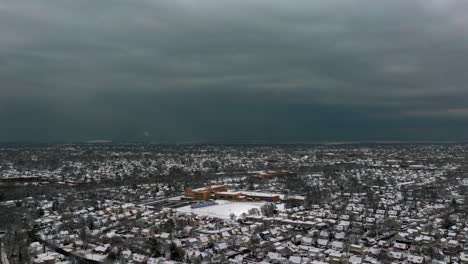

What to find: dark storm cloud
left=1, top=0, right=468, bottom=142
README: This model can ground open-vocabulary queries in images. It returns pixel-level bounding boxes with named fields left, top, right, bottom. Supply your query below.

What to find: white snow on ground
left=176, top=200, right=267, bottom=219
left=84, top=253, right=107, bottom=262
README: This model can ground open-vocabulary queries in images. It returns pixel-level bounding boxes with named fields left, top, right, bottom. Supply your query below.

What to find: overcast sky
left=1, top=0, right=468, bottom=142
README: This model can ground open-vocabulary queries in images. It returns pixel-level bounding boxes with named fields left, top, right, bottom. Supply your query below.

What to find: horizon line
left=0, top=139, right=467, bottom=145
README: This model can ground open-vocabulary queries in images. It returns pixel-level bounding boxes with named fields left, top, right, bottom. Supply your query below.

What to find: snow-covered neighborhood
left=1, top=143, right=468, bottom=264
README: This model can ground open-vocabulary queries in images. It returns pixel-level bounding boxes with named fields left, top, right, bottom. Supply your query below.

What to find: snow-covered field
left=176, top=200, right=266, bottom=220
left=84, top=253, right=107, bottom=262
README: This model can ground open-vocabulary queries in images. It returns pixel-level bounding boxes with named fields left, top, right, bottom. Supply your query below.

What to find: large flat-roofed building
left=184, top=184, right=283, bottom=202
left=214, top=191, right=244, bottom=200
left=207, top=185, right=228, bottom=193
left=187, top=190, right=211, bottom=200
left=185, top=185, right=228, bottom=200
left=241, top=191, right=281, bottom=202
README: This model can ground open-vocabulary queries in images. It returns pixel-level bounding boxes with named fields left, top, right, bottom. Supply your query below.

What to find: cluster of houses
left=29, top=176, right=468, bottom=264
left=2, top=144, right=468, bottom=264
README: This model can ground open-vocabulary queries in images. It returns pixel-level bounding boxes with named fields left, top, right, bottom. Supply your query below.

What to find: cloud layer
left=1, top=0, right=468, bottom=142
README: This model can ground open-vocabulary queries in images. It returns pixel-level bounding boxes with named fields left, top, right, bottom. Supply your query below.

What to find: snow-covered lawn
left=84, top=253, right=108, bottom=262
left=176, top=200, right=267, bottom=220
